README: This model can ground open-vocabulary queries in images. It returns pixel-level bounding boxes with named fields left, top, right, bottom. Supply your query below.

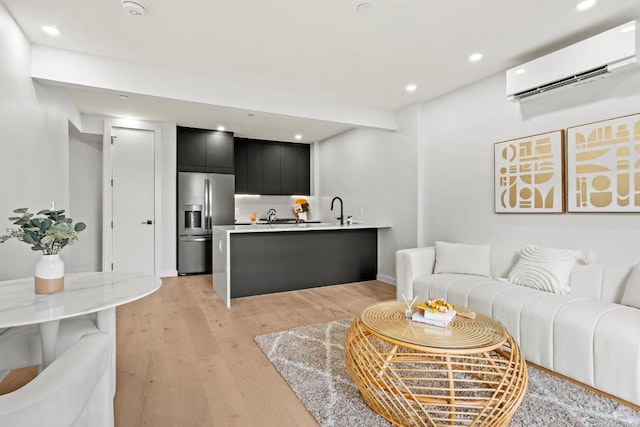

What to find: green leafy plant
left=0, top=208, right=86, bottom=255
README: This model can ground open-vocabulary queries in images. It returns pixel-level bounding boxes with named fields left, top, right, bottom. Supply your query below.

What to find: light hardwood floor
left=114, top=275, right=395, bottom=426
left=3, top=276, right=639, bottom=422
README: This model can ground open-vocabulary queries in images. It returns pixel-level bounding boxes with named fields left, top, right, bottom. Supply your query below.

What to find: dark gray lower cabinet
left=229, top=229, right=377, bottom=298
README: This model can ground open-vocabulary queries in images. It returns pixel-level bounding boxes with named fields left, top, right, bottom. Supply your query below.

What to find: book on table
left=412, top=308, right=457, bottom=327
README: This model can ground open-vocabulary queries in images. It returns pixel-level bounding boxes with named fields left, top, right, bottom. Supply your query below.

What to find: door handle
left=205, top=178, right=211, bottom=230
left=141, top=220, right=153, bottom=225
left=181, top=237, right=208, bottom=242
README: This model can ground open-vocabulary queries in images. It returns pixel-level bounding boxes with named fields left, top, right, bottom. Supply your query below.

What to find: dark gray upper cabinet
left=177, top=127, right=206, bottom=168
left=247, top=141, right=263, bottom=194
left=177, top=126, right=234, bottom=174
left=280, top=143, right=297, bottom=195
left=234, top=138, right=310, bottom=195
left=234, top=138, right=264, bottom=193
left=294, top=144, right=311, bottom=195
left=206, top=131, right=234, bottom=173
left=234, top=139, right=249, bottom=193
left=261, top=143, right=281, bottom=195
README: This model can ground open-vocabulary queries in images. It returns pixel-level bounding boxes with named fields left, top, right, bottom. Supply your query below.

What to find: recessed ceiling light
left=217, top=126, right=226, bottom=131
left=621, top=24, right=636, bottom=33
left=42, top=26, right=60, bottom=36
left=468, top=53, right=483, bottom=62
left=515, top=69, right=526, bottom=75
left=405, top=84, right=417, bottom=92
left=119, top=95, right=129, bottom=100
left=294, top=134, right=303, bottom=140
left=575, top=0, right=596, bottom=11
left=121, top=0, right=146, bottom=16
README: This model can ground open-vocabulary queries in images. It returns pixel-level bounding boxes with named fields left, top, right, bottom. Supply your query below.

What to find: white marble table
left=0, top=271, right=161, bottom=368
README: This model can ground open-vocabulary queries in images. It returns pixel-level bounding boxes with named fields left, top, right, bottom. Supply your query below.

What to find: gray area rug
left=255, top=318, right=640, bottom=427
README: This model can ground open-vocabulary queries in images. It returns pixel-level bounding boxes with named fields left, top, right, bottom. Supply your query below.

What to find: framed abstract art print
left=566, top=112, right=640, bottom=212
left=494, top=130, right=565, bottom=213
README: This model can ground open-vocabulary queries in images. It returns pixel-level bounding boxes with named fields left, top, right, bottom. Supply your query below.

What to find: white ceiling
left=3, top=0, right=640, bottom=142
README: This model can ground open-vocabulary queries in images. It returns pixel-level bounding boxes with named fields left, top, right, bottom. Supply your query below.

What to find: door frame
left=102, top=119, right=162, bottom=276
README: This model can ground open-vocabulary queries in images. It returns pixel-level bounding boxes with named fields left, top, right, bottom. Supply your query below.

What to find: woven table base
left=344, top=316, right=527, bottom=426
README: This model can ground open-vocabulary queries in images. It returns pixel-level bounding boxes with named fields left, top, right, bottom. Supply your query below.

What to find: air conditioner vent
left=510, top=65, right=609, bottom=101
left=506, top=20, right=637, bottom=102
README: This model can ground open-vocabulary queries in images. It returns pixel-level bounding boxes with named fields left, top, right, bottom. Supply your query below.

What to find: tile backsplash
left=234, top=195, right=318, bottom=222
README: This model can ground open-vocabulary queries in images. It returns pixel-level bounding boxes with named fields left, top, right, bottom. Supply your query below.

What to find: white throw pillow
left=508, top=246, right=584, bottom=294
left=434, top=241, right=491, bottom=277
left=621, top=264, right=640, bottom=309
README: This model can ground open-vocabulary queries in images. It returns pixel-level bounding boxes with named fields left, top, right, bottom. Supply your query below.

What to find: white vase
left=34, top=254, right=65, bottom=294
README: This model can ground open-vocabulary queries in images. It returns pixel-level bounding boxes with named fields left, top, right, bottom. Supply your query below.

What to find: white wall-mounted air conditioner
left=506, top=20, right=637, bottom=102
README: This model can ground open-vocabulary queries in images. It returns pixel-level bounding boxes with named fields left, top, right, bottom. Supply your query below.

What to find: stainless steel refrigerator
left=178, top=172, right=235, bottom=275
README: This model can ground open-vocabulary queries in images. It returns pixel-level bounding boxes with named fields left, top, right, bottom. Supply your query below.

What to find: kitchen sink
left=257, top=218, right=322, bottom=224
left=245, top=222, right=332, bottom=228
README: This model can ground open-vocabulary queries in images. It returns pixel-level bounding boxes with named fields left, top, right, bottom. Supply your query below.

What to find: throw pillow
left=508, top=245, right=584, bottom=294
left=433, top=241, right=491, bottom=277
left=621, top=263, right=640, bottom=309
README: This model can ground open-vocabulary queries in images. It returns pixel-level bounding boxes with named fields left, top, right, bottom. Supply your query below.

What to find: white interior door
left=111, top=127, right=155, bottom=274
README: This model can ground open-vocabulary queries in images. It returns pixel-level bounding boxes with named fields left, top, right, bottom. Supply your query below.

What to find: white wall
left=0, top=3, right=82, bottom=280
left=420, top=69, right=640, bottom=264
left=68, top=124, right=102, bottom=272
left=159, top=123, right=177, bottom=277
left=316, top=105, right=419, bottom=283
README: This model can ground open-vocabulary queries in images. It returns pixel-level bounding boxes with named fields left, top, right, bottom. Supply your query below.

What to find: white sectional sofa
left=396, top=244, right=640, bottom=406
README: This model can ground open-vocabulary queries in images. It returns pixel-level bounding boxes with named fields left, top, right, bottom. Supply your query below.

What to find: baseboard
left=376, top=274, right=396, bottom=286
left=160, top=270, right=178, bottom=278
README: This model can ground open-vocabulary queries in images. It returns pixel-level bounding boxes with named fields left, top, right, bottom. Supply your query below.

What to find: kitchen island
left=212, top=223, right=390, bottom=307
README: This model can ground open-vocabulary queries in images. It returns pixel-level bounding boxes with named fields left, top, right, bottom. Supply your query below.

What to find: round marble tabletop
left=0, top=271, right=161, bottom=328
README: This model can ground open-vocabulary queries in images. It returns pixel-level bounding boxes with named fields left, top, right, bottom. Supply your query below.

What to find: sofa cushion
left=466, top=281, right=514, bottom=318
left=519, top=293, right=587, bottom=369
left=421, top=274, right=497, bottom=309
left=508, top=245, right=583, bottom=294
left=570, top=262, right=631, bottom=303
left=490, top=285, right=544, bottom=344
left=593, top=307, right=640, bottom=405
left=434, top=241, right=491, bottom=277
left=491, top=249, right=520, bottom=279
left=621, top=264, right=640, bottom=308
left=553, top=300, right=620, bottom=387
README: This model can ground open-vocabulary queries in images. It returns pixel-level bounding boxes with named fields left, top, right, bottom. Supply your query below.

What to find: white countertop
left=0, top=271, right=161, bottom=327
left=214, top=223, right=390, bottom=233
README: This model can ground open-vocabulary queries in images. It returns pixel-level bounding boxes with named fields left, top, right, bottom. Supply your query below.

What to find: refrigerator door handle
left=204, top=178, right=210, bottom=230
left=180, top=236, right=210, bottom=242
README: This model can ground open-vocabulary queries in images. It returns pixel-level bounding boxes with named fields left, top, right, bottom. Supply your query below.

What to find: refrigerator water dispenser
left=184, top=204, right=202, bottom=229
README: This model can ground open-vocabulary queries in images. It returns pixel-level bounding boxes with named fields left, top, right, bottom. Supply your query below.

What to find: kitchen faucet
left=267, top=208, right=277, bottom=224
left=330, top=197, right=344, bottom=225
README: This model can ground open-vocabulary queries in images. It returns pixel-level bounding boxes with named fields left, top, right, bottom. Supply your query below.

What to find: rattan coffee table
left=344, top=300, right=527, bottom=426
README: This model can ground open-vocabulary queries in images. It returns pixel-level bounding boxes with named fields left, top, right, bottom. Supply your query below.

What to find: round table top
left=360, top=300, right=508, bottom=350
left=0, top=271, right=161, bottom=327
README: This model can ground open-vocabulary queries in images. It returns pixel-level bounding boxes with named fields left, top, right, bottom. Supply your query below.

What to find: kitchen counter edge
left=213, top=224, right=391, bottom=234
